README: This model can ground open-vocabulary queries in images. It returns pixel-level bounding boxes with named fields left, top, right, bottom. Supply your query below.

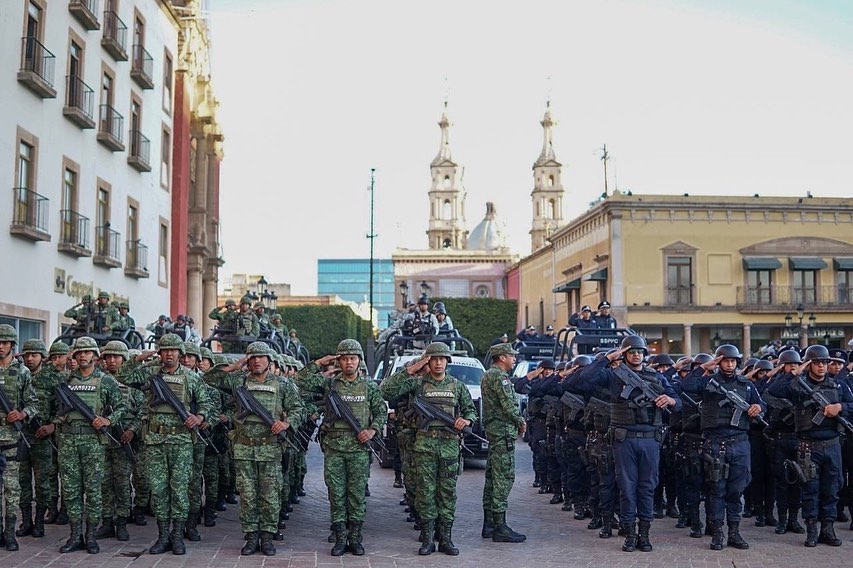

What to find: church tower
left=530, top=101, right=565, bottom=251
left=427, top=102, right=467, bottom=250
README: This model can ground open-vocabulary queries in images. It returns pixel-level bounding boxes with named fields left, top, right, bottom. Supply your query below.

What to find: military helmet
left=98, top=291, right=110, bottom=299
left=675, top=356, right=693, bottom=369
left=119, top=301, right=129, bottom=310
left=358, top=360, right=368, bottom=374
left=573, top=355, right=593, bottom=367
left=714, top=344, right=743, bottom=362
left=556, top=361, right=568, bottom=371
left=424, top=342, right=452, bottom=362
left=212, top=354, right=229, bottom=367
left=199, top=346, right=215, bottom=364
left=778, top=349, right=802, bottom=364
left=81, top=294, right=92, bottom=302
left=49, top=341, right=70, bottom=356
left=128, top=348, right=142, bottom=360
left=650, top=354, right=674, bottom=367
left=0, top=324, right=18, bottom=343
left=538, top=358, right=556, bottom=370
left=225, top=299, right=237, bottom=307
left=183, top=341, right=200, bottom=357
left=336, top=339, right=364, bottom=359
left=101, top=340, right=129, bottom=359
left=489, top=343, right=518, bottom=358
left=753, top=359, right=774, bottom=372
left=253, top=301, right=265, bottom=310
left=271, top=313, right=282, bottom=321
left=246, top=341, right=273, bottom=358
left=433, top=302, right=446, bottom=315
left=71, top=336, right=100, bottom=356
left=691, top=353, right=713, bottom=369
left=157, top=333, right=186, bottom=353
left=417, top=295, right=429, bottom=305
left=742, top=357, right=758, bottom=370
left=620, top=335, right=648, bottom=354
left=21, top=338, right=47, bottom=357
left=803, top=344, right=831, bottom=363
left=239, top=295, right=253, bottom=306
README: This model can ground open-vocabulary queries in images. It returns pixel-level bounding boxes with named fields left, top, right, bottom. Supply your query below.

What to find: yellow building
left=512, top=193, right=853, bottom=355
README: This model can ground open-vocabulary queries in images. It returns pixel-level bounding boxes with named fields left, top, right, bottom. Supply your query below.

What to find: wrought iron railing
left=65, top=75, right=94, bottom=118
left=20, top=36, right=55, bottom=87
left=95, top=225, right=121, bottom=262
left=60, top=209, right=90, bottom=250
left=12, top=187, right=49, bottom=233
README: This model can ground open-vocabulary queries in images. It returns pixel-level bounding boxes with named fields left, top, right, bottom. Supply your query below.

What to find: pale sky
left=208, top=0, right=853, bottom=295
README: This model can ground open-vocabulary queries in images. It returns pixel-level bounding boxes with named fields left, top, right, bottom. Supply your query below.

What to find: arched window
left=443, top=175, right=451, bottom=188
left=443, top=237, right=452, bottom=249
left=547, top=199, right=555, bottom=219
left=548, top=175, right=554, bottom=187
left=442, top=199, right=452, bottom=220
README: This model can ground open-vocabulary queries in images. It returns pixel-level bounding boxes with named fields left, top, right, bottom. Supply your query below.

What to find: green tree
left=430, top=297, right=518, bottom=356
left=276, top=305, right=371, bottom=357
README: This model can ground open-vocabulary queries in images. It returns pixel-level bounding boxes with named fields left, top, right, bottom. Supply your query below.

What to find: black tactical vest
left=794, top=377, right=841, bottom=434
left=610, top=367, right=664, bottom=427
left=700, top=373, right=750, bottom=431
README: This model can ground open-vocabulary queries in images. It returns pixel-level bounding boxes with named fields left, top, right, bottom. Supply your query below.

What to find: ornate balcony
left=63, top=75, right=96, bottom=129
left=735, top=285, right=853, bottom=312
left=17, top=37, right=57, bottom=98
left=58, top=209, right=92, bottom=257
left=10, top=187, right=50, bottom=242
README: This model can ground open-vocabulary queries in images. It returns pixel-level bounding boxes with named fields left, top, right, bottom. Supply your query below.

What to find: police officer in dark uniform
left=593, top=301, right=618, bottom=329
left=682, top=345, right=766, bottom=551
left=515, top=359, right=559, bottom=493
left=766, top=344, right=853, bottom=547
left=555, top=358, right=592, bottom=517
left=745, top=359, right=777, bottom=528
left=572, top=336, right=679, bottom=552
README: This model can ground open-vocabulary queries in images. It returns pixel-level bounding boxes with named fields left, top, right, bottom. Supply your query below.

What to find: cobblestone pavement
left=1, top=440, right=850, bottom=567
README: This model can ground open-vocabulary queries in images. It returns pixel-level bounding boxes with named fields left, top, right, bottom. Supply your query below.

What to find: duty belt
left=236, top=434, right=276, bottom=446
left=59, top=423, right=97, bottom=435
left=324, top=430, right=355, bottom=438
left=148, top=422, right=188, bottom=435
left=771, top=431, right=798, bottom=439
left=420, top=428, right=460, bottom=440
left=703, top=433, right=747, bottom=445
left=623, top=430, right=657, bottom=439
left=799, top=436, right=840, bottom=449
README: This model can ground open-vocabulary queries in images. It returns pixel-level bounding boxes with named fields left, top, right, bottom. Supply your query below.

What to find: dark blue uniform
left=762, top=374, right=804, bottom=533
left=670, top=371, right=706, bottom=537
left=555, top=377, right=591, bottom=514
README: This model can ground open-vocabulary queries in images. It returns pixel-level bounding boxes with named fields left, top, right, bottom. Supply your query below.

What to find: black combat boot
left=492, top=511, right=526, bottom=543
left=327, top=523, right=335, bottom=543
left=406, top=505, right=418, bottom=523
left=149, top=520, right=172, bottom=554
left=598, top=515, right=613, bottom=539
left=85, top=521, right=100, bottom=554
left=538, top=483, right=550, bottom=495
left=241, top=531, right=259, bottom=555
left=4, top=516, right=19, bottom=551
left=185, top=511, right=201, bottom=542
left=775, top=510, right=788, bottom=534
left=203, top=503, right=216, bottom=527
left=215, top=492, right=227, bottom=511
left=818, top=521, right=842, bottom=546
left=804, top=519, right=818, bottom=547
left=418, top=520, right=436, bottom=555
left=95, top=517, right=115, bottom=538
left=364, top=483, right=370, bottom=497
left=348, top=520, right=365, bottom=555
left=330, top=522, right=347, bottom=556
left=787, top=508, right=805, bottom=534
left=675, top=507, right=689, bottom=529
left=621, top=522, right=637, bottom=552
left=573, top=503, right=588, bottom=520
left=837, top=503, right=849, bottom=523
left=59, top=521, right=84, bottom=553
left=171, top=521, right=186, bottom=555
left=754, top=510, right=766, bottom=527
left=15, top=506, right=32, bottom=537
left=709, top=520, right=725, bottom=551
left=259, top=531, right=276, bottom=556
left=132, top=505, right=147, bottom=526
left=742, top=502, right=753, bottom=518
left=438, top=520, right=459, bottom=555
left=115, top=516, right=129, bottom=541
left=587, top=515, right=603, bottom=530
left=225, top=492, right=238, bottom=505
left=481, top=508, right=494, bottom=538
left=32, top=505, right=46, bottom=538
left=561, top=500, right=573, bottom=511
left=290, top=489, right=300, bottom=505
left=532, top=473, right=541, bottom=487
left=765, top=505, right=778, bottom=526
left=667, top=501, right=680, bottom=519
left=549, top=491, right=564, bottom=505
left=727, top=521, right=749, bottom=549
left=689, top=507, right=704, bottom=538
left=393, top=471, right=403, bottom=488
left=273, top=528, right=284, bottom=541
left=653, top=502, right=665, bottom=519
left=637, top=520, right=653, bottom=552
left=55, top=501, right=69, bottom=525
left=44, top=499, right=58, bottom=524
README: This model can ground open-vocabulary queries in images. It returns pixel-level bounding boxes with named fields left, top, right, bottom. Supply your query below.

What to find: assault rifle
left=411, top=395, right=488, bottom=445
left=56, top=383, right=124, bottom=448
left=587, top=397, right=612, bottom=415
left=0, top=384, right=31, bottom=451
left=326, top=389, right=386, bottom=459
left=559, top=391, right=587, bottom=422
left=147, top=374, right=217, bottom=453
left=762, top=392, right=794, bottom=426
left=795, top=376, right=853, bottom=434
left=233, top=385, right=299, bottom=451
left=613, top=364, right=670, bottom=415
left=28, top=416, right=58, bottom=452
left=105, top=405, right=138, bottom=464
left=707, top=378, right=768, bottom=428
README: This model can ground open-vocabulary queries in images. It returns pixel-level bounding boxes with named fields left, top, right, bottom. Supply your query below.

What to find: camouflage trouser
left=203, top=451, right=220, bottom=507
left=101, top=446, right=134, bottom=518
left=414, top=436, right=461, bottom=522
left=483, top=434, right=516, bottom=514
left=133, top=444, right=150, bottom=509
left=57, top=433, right=104, bottom=523
left=217, top=442, right=234, bottom=495
left=19, top=438, right=56, bottom=508
left=146, top=442, right=192, bottom=522
left=1, top=445, right=21, bottom=519
left=235, top=459, right=282, bottom=534
left=293, top=449, right=307, bottom=489
left=398, top=430, right=417, bottom=506
left=187, top=442, right=205, bottom=516
left=280, top=448, right=293, bottom=511
left=323, top=448, right=370, bottom=523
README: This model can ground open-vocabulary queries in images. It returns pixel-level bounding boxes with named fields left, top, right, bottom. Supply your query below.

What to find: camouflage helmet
left=98, top=291, right=110, bottom=300
left=246, top=341, right=273, bottom=358
left=489, top=343, right=519, bottom=358
left=119, top=301, right=129, bottom=310
left=225, top=299, right=237, bottom=307
left=81, top=294, right=93, bottom=303
left=21, top=338, right=48, bottom=357
left=336, top=339, right=364, bottom=359
left=271, top=313, right=282, bottom=321
left=128, top=348, right=142, bottom=360
left=253, top=301, right=265, bottom=310
left=157, top=333, right=186, bottom=353
left=199, top=346, right=215, bottom=365
left=48, top=341, right=71, bottom=356
left=71, top=336, right=100, bottom=356
left=424, top=342, right=452, bottom=362
left=358, top=360, right=368, bottom=374
left=239, top=295, right=253, bottom=306
left=101, top=340, right=129, bottom=359
left=212, top=354, right=229, bottom=367
left=0, top=324, right=18, bottom=343
left=183, top=341, right=200, bottom=357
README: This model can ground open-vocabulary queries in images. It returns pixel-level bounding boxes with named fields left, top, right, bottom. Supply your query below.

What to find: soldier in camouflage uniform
left=116, top=334, right=213, bottom=555
left=270, top=313, right=288, bottom=335
left=17, top=339, right=63, bottom=539
left=480, top=343, right=527, bottom=544
left=236, top=297, right=260, bottom=336
left=0, top=324, right=39, bottom=551
left=199, top=348, right=227, bottom=528
left=47, top=342, right=70, bottom=524
left=180, top=341, right=207, bottom=542
left=291, top=357, right=316, bottom=499
left=109, top=302, right=136, bottom=335
left=297, top=340, right=386, bottom=556
left=254, top=302, right=271, bottom=332
left=381, top=342, right=477, bottom=556
left=93, top=292, right=118, bottom=334
left=64, top=295, right=94, bottom=332
left=47, top=336, right=126, bottom=554
left=95, top=341, right=144, bottom=542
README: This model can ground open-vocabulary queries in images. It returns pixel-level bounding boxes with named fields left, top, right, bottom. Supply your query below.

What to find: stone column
left=202, top=263, right=218, bottom=337
left=683, top=324, right=692, bottom=355
left=742, top=324, right=752, bottom=356
left=187, top=254, right=204, bottom=329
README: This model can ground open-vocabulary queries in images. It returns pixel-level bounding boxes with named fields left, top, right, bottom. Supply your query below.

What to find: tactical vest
left=795, top=377, right=841, bottom=434
left=325, top=378, right=370, bottom=433
left=700, top=374, right=750, bottom=431
left=237, top=313, right=254, bottom=334
left=610, top=367, right=664, bottom=427
left=419, top=377, right=459, bottom=430
left=242, top=377, right=281, bottom=424
left=0, top=363, right=21, bottom=418
left=587, top=384, right=611, bottom=432
left=66, top=372, right=103, bottom=422
left=151, top=372, right=190, bottom=415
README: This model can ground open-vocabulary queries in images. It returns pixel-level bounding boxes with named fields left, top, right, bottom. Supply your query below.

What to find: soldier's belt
left=771, top=431, right=798, bottom=439
left=702, top=433, right=747, bottom=445
left=799, top=436, right=840, bottom=449
left=236, top=434, right=277, bottom=446
left=324, top=430, right=355, bottom=438
left=59, top=423, right=97, bottom=435
left=148, top=422, right=188, bottom=435
left=419, top=428, right=459, bottom=440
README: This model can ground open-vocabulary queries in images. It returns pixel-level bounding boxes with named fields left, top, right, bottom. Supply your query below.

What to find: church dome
left=467, top=202, right=507, bottom=251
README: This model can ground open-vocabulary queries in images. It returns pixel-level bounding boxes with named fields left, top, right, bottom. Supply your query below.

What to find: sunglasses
left=626, top=349, right=645, bottom=355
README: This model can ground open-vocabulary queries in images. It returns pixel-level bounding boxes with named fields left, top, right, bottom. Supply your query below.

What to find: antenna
left=599, top=144, right=610, bottom=197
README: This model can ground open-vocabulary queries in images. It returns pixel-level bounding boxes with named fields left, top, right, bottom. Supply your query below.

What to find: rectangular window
left=26, top=1, right=43, bottom=41
left=747, top=269, right=774, bottom=305
left=62, top=168, right=76, bottom=211
left=0, top=316, right=43, bottom=344
left=666, top=256, right=693, bottom=305
left=133, top=14, right=144, bottom=48
left=17, top=141, right=34, bottom=189
left=163, top=50, right=173, bottom=113
left=838, top=270, right=853, bottom=304
left=130, top=94, right=142, bottom=155
left=792, top=270, right=817, bottom=305
left=101, top=71, right=113, bottom=106
left=127, top=202, right=138, bottom=241
left=161, top=127, right=171, bottom=189
left=159, top=219, right=169, bottom=286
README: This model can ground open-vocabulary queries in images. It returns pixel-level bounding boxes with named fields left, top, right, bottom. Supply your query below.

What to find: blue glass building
left=317, top=259, right=396, bottom=328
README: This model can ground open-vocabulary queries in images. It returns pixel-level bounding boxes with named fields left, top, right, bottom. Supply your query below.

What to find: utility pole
left=600, top=144, right=610, bottom=197
left=366, top=168, right=377, bottom=373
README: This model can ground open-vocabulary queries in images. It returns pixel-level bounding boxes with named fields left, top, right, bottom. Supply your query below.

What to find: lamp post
left=784, top=303, right=815, bottom=349
left=270, top=290, right=277, bottom=311
left=256, top=276, right=268, bottom=297
left=420, top=280, right=431, bottom=299
left=399, top=281, right=409, bottom=309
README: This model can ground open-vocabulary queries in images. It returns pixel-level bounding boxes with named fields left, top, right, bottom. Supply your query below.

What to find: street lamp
left=712, top=330, right=722, bottom=349
left=399, top=281, right=409, bottom=309
left=256, top=276, right=268, bottom=297
left=784, top=303, right=815, bottom=349
left=270, top=290, right=277, bottom=310
left=420, top=280, right=431, bottom=298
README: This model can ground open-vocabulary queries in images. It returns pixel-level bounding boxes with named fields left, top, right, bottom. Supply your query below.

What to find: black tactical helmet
left=555, top=361, right=567, bottom=371
left=573, top=355, right=593, bottom=367
left=691, top=353, right=713, bottom=369
left=620, top=335, right=648, bottom=354
left=538, top=358, right=556, bottom=370
left=650, top=354, right=674, bottom=367
left=714, top=344, right=743, bottom=362
left=742, top=357, right=758, bottom=370
left=433, top=302, right=446, bottom=315
left=778, top=349, right=802, bottom=364
left=803, top=344, right=831, bottom=363
left=753, top=359, right=774, bottom=371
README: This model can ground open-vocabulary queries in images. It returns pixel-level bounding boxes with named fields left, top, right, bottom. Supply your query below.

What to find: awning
left=833, top=257, right=853, bottom=271
left=742, top=257, right=782, bottom=270
left=789, top=257, right=827, bottom=270
left=552, top=278, right=580, bottom=293
left=584, top=268, right=608, bottom=282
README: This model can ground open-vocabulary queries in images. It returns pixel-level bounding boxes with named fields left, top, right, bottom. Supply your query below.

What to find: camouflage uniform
left=63, top=296, right=94, bottom=331
left=201, top=354, right=230, bottom=527
left=380, top=343, right=476, bottom=555
left=182, top=343, right=207, bottom=541
left=296, top=340, right=386, bottom=556
left=0, top=325, right=39, bottom=551
left=109, top=303, right=136, bottom=334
